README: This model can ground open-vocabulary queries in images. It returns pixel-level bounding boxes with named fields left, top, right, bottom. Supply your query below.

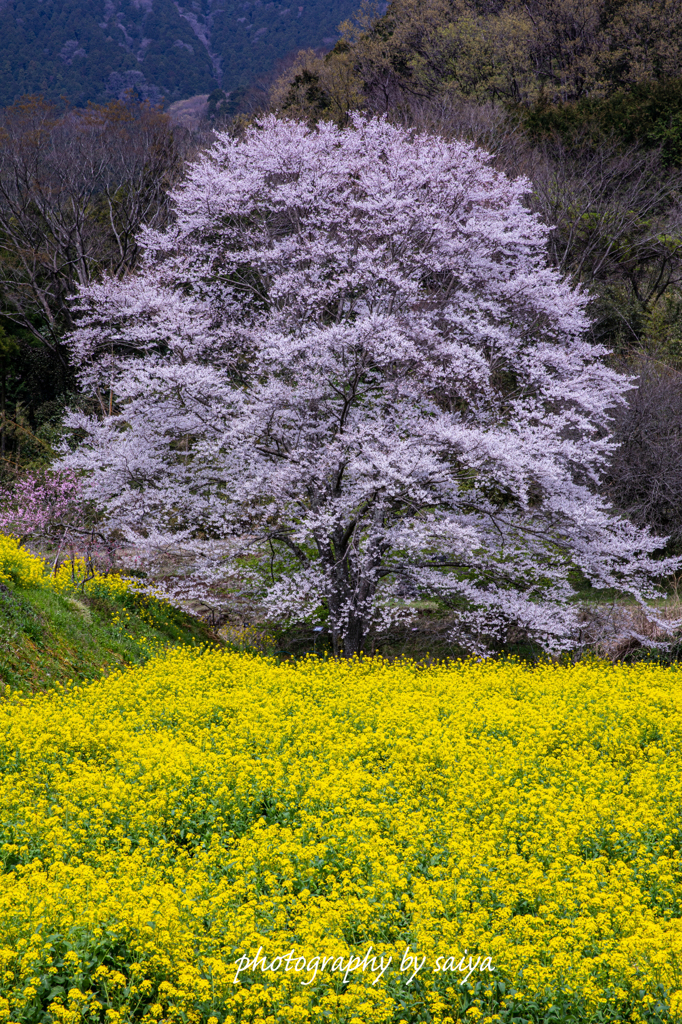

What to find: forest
left=0, top=0, right=361, bottom=109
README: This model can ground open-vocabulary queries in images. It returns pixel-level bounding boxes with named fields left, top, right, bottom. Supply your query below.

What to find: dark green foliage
left=524, top=79, right=682, bottom=165
left=0, top=318, right=74, bottom=470
left=206, top=87, right=228, bottom=120
left=282, top=69, right=332, bottom=116
left=206, top=85, right=250, bottom=121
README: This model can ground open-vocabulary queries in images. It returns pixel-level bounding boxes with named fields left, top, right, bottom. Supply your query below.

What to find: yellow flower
left=1, top=648, right=682, bottom=1019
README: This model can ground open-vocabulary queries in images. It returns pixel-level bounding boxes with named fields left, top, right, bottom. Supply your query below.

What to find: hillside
left=0, top=0, right=360, bottom=109
left=0, top=535, right=217, bottom=693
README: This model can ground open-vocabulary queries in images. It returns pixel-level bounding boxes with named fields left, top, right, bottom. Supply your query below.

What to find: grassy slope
left=0, top=579, right=218, bottom=694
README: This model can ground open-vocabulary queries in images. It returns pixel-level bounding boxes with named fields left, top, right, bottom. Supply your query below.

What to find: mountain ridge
left=0, top=0, right=357, bottom=109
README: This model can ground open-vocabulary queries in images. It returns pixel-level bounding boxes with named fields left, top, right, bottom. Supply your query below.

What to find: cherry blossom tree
left=59, top=115, right=679, bottom=655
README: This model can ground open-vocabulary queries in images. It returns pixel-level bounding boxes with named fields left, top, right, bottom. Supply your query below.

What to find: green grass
left=0, top=578, right=218, bottom=695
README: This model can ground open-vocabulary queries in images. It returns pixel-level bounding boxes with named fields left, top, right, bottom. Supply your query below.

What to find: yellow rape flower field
left=2, top=652, right=682, bottom=1023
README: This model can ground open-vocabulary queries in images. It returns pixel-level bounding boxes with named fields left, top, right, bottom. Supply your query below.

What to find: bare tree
left=523, top=137, right=682, bottom=292
left=0, top=97, right=184, bottom=365
left=607, top=358, right=682, bottom=544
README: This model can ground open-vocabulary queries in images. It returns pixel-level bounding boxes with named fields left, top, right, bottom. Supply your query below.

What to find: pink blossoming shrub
left=0, top=470, right=112, bottom=579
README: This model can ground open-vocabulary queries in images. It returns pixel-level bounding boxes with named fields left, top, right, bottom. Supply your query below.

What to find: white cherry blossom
left=60, top=115, right=679, bottom=655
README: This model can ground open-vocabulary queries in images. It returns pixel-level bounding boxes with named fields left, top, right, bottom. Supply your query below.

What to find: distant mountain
left=0, top=0, right=358, bottom=109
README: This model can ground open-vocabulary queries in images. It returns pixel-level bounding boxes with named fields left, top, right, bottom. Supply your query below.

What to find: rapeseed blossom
left=0, top=535, right=172, bottom=644
left=0, top=536, right=48, bottom=589
left=0, top=650, right=681, bottom=1022
left=0, top=533, right=139, bottom=604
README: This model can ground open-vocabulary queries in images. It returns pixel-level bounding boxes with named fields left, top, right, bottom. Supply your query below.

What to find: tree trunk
left=342, top=611, right=364, bottom=658
left=327, top=576, right=365, bottom=658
